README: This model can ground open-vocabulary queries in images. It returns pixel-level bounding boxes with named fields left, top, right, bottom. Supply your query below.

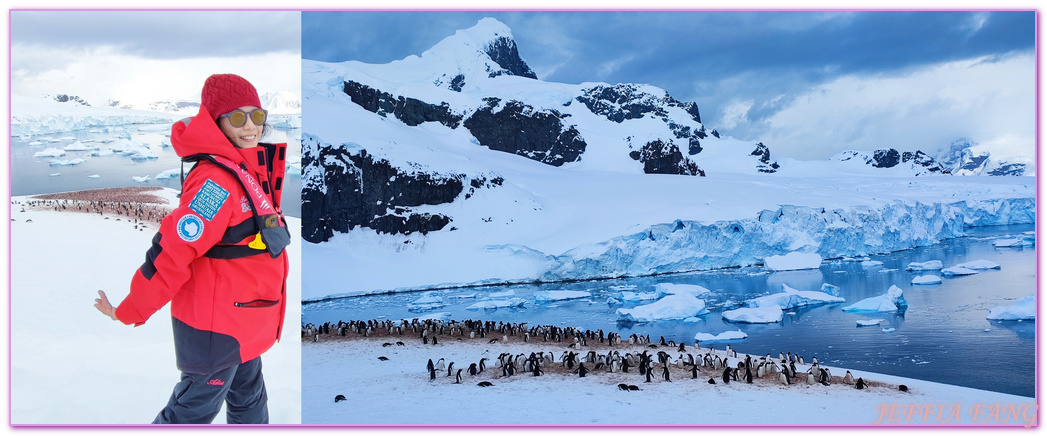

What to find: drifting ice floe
left=34, top=148, right=66, bottom=158
left=955, top=260, right=1001, bottom=270
left=911, top=275, right=943, bottom=285
left=617, top=291, right=662, bottom=302
left=842, top=285, right=907, bottom=313
left=533, top=290, right=591, bottom=302
left=50, top=158, right=86, bottom=166
left=694, top=330, right=748, bottom=343
left=745, top=284, right=845, bottom=310
left=722, top=306, right=783, bottom=324
left=986, top=295, right=1035, bottom=321
left=657, top=283, right=712, bottom=296
left=132, top=176, right=150, bottom=183
left=764, top=251, right=821, bottom=271
left=615, top=294, right=708, bottom=323
left=906, top=260, right=944, bottom=271
left=407, top=291, right=445, bottom=312
left=466, top=298, right=526, bottom=310
left=856, top=319, right=884, bottom=327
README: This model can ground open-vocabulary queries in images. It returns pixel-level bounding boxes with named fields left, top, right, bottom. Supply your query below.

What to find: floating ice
left=91, top=149, right=115, bottom=157
left=466, top=298, right=526, bottom=310
left=955, top=260, right=1001, bottom=270
left=413, top=312, right=452, bottom=322
left=694, top=330, right=748, bottom=343
left=63, top=141, right=91, bottom=151
left=617, top=291, right=662, bottom=302
left=657, top=283, right=711, bottom=296
left=615, top=294, right=708, bottom=323
left=722, top=306, right=783, bottom=324
left=132, top=176, right=151, bottom=183
left=856, top=319, right=884, bottom=327
left=986, top=295, right=1035, bottom=321
left=34, top=148, right=66, bottom=158
left=486, top=290, right=515, bottom=299
left=906, top=260, right=944, bottom=271
left=407, top=291, right=445, bottom=312
left=882, top=327, right=896, bottom=333
left=993, top=238, right=1024, bottom=248
left=534, top=290, right=591, bottom=302
left=49, top=158, right=86, bottom=166
left=861, top=260, right=884, bottom=268
left=745, top=283, right=845, bottom=310
left=820, top=283, right=841, bottom=297
left=911, top=275, right=942, bottom=285
left=87, top=174, right=100, bottom=178
left=765, top=252, right=821, bottom=271
left=842, top=285, right=907, bottom=313
left=155, top=168, right=184, bottom=179
left=942, top=266, right=979, bottom=277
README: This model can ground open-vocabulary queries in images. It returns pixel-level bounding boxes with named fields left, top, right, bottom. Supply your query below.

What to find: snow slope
left=9, top=194, right=302, bottom=424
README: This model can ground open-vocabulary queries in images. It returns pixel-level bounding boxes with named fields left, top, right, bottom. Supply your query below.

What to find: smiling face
left=218, top=105, right=263, bottom=149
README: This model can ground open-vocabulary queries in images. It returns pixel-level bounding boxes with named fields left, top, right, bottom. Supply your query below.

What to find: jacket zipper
left=234, top=299, right=280, bottom=308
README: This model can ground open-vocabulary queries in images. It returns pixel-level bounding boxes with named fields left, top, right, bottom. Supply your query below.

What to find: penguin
left=662, top=364, right=671, bottom=382
left=334, top=394, right=347, bottom=403
left=578, top=362, right=589, bottom=378
left=805, top=369, right=816, bottom=385
left=477, top=381, right=494, bottom=387
left=455, top=369, right=463, bottom=384
left=678, top=342, right=686, bottom=352
left=779, top=371, right=790, bottom=385
left=436, top=358, right=445, bottom=371
left=621, top=359, right=631, bottom=373
left=691, top=365, right=699, bottom=379
left=721, top=367, right=732, bottom=384
left=618, top=383, right=630, bottom=391
left=899, top=385, right=909, bottom=392
left=479, top=358, right=488, bottom=373
left=468, top=363, right=478, bottom=376
left=812, top=356, right=819, bottom=365
left=856, top=377, right=866, bottom=390
left=744, top=366, right=753, bottom=384
left=427, top=359, right=436, bottom=381
left=819, top=368, right=831, bottom=386
left=708, top=378, right=716, bottom=385
left=627, top=385, right=640, bottom=391
left=378, top=356, right=389, bottom=361
left=843, top=370, right=854, bottom=385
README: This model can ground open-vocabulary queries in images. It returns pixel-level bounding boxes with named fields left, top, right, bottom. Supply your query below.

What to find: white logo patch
left=176, top=214, right=205, bottom=242
left=240, top=196, right=251, bottom=213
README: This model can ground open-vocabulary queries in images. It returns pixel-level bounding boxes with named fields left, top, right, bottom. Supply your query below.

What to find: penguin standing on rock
left=843, top=370, right=854, bottom=385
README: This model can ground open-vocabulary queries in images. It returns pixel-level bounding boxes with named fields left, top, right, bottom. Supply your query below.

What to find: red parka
left=115, top=105, right=289, bottom=374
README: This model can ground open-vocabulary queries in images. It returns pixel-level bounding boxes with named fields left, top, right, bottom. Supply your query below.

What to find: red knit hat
left=200, top=74, right=262, bottom=122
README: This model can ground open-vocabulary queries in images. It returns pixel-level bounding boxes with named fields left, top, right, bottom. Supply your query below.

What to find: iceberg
left=911, top=275, right=942, bottom=285
left=656, top=283, right=711, bottom=296
left=955, top=260, right=1001, bottom=270
left=765, top=252, right=821, bottom=271
left=407, top=291, right=445, bottom=311
left=986, top=295, right=1035, bottom=321
left=861, top=260, right=884, bottom=268
left=533, top=290, right=591, bottom=302
left=466, top=298, right=526, bottom=310
left=856, top=319, right=884, bottom=327
left=694, top=330, right=748, bottom=343
left=34, top=147, right=66, bottom=158
left=132, top=176, right=151, bottom=183
left=942, top=266, right=979, bottom=277
left=820, top=283, right=841, bottom=297
left=617, top=291, right=662, bottom=302
left=993, top=238, right=1024, bottom=248
left=745, top=284, right=845, bottom=310
left=615, top=294, right=708, bottom=323
left=906, top=260, right=944, bottom=271
left=722, top=306, right=783, bottom=324
left=842, top=285, right=908, bottom=313
left=63, top=141, right=91, bottom=151
left=49, top=158, right=86, bottom=166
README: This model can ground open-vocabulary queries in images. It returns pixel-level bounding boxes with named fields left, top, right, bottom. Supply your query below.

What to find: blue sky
left=303, top=11, right=1035, bottom=160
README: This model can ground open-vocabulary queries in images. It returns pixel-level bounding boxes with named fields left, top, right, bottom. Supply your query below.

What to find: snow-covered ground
left=302, top=334, right=1036, bottom=426
left=9, top=193, right=302, bottom=424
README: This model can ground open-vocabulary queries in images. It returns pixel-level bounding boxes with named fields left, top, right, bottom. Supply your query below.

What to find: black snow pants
left=152, top=356, right=269, bottom=424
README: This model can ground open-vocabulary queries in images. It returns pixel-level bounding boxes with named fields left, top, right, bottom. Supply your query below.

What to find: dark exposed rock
left=485, top=36, right=538, bottom=79
left=901, top=150, right=950, bottom=174
left=633, top=139, right=703, bottom=176
left=343, top=80, right=462, bottom=128
left=575, top=84, right=701, bottom=124
left=751, top=142, right=780, bottom=173
left=302, top=137, right=509, bottom=242
left=463, top=100, right=586, bottom=167
left=449, top=74, right=466, bottom=92
left=869, top=149, right=901, bottom=168
left=988, top=163, right=1027, bottom=176
left=54, top=94, right=90, bottom=106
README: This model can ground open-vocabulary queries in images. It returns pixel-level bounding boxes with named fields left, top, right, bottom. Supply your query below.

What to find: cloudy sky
left=10, top=11, right=301, bottom=109
left=303, top=11, right=1035, bottom=160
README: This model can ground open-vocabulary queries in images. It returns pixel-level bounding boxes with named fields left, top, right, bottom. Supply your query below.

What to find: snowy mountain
left=935, top=138, right=1032, bottom=176
left=261, top=91, right=303, bottom=115
left=300, top=18, right=1035, bottom=299
left=829, top=149, right=950, bottom=176
left=145, top=99, right=200, bottom=115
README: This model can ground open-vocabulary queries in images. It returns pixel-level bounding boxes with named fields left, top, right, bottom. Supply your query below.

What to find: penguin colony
left=306, top=318, right=909, bottom=393
left=15, top=188, right=169, bottom=226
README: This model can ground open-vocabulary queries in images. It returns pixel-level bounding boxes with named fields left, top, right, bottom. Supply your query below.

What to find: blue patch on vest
left=177, top=214, right=205, bottom=243
left=189, top=179, right=229, bottom=221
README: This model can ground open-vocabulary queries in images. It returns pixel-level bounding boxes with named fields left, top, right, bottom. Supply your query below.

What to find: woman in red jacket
left=94, top=74, right=290, bottom=424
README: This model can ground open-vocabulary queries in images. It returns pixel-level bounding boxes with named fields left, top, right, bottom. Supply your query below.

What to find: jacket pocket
left=234, top=299, right=280, bottom=308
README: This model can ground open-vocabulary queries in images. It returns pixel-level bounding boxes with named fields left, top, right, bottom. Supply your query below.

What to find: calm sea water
left=303, top=224, right=1036, bottom=397
left=10, top=122, right=302, bottom=217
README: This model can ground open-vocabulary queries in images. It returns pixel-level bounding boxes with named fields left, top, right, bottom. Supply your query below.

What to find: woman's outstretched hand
left=94, top=290, right=119, bottom=321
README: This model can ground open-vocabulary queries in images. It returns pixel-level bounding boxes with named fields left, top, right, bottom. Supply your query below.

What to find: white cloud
left=12, top=46, right=300, bottom=108
left=719, top=100, right=754, bottom=131
left=757, top=53, right=1034, bottom=161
